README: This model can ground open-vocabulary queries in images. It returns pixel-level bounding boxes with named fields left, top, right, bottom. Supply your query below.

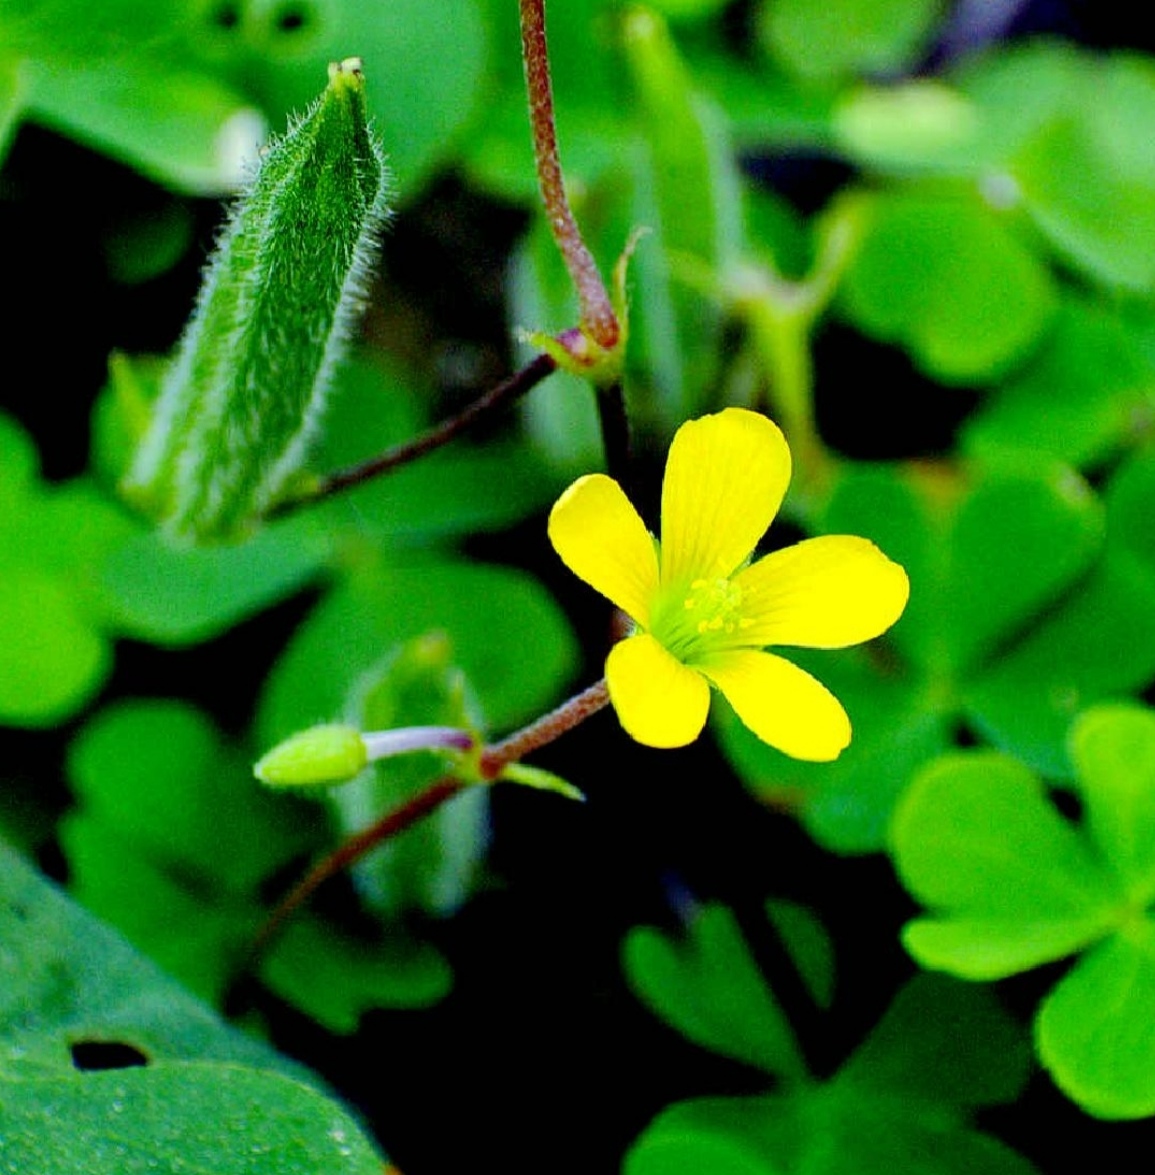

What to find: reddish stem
left=250, top=776, right=465, bottom=959
left=271, top=352, right=557, bottom=515
left=480, top=679, right=610, bottom=779
left=520, top=0, right=618, bottom=349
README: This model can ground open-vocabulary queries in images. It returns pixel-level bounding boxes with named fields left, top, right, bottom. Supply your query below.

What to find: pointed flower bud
left=255, top=724, right=369, bottom=788
left=125, top=57, right=391, bottom=541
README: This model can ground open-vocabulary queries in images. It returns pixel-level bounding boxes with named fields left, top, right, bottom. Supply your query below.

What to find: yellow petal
left=606, top=632, right=711, bottom=748
left=660, top=408, right=791, bottom=585
left=548, top=473, right=659, bottom=626
left=700, top=649, right=851, bottom=761
left=732, top=535, right=909, bottom=649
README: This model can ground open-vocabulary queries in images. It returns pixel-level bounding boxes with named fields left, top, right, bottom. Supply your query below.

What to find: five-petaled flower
left=548, top=408, right=909, bottom=758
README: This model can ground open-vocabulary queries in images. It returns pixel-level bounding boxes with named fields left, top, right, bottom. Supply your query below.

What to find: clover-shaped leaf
left=257, top=554, right=578, bottom=746
left=963, top=296, right=1155, bottom=471
left=716, top=457, right=1112, bottom=852
left=839, top=190, right=1056, bottom=383
left=891, top=751, right=1120, bottom=979
left=260, top=912, right=452, bottom=1035
left=624, top=905, right=1036, bottom=1175
left=623, top=901, right=822, bottom=1081
left=892, top=705, right=1155, bottom=1117
left=956, top=45, right=1155, bottom=292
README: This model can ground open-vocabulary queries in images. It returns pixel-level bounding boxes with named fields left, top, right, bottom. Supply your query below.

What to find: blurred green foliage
left=4, top=0, right=1155, bottom=1169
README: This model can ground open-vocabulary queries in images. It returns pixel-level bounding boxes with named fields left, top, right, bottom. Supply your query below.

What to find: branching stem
left=249, top=679, right=610, bottom=962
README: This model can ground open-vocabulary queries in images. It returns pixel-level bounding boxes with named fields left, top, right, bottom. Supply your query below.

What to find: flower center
left=652, top=576, right=752, bottom=662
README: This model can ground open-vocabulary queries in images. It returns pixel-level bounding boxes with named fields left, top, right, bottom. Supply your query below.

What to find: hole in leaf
left=211, top=1, right=241, bottom=30
left=274, top=3, right=311, bottom=32
left=70, top=1040, right=150, bottom=1071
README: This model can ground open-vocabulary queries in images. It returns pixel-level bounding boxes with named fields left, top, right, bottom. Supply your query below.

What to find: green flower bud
left=125, top=57, right=391, bottom=541
left=255, top=724, right=369, bottom=788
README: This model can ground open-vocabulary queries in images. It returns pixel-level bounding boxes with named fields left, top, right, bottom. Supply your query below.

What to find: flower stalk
left=520, top=0, right=618, bottom=352
left=249, top=678, right=611, bottom=960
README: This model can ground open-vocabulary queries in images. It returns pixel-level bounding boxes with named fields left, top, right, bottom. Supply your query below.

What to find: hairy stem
left=520, top=0, right=618, bottom=348
left=480, top=678, right=610, bottom=779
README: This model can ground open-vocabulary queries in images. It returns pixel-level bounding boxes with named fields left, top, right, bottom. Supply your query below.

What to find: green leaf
left=311, top=358, right=560, bottom=539
left=623, top=903, right=807, bottom=1080
left=1008, top=55, right=1155, bottom=291
left=625, top=1090, right=784, bottom=1175
left=891, top=751, right=1120, bottom=979
left=59, top=814, right=260, bottom=1005
left=625, top=974, right=1038, bottom=1175
left=1036, top=922, right=1155, bottom=1119
left=260, top=912, right=452, bottom=1034
left=837, top=974, right=1031, bottom=1107
left=619, top=7, right=736, bottom=422
left=0, top=0, right=193, bottom=58
left=627, top=1083, right=1039, bottom=1175
left=1069, top=704, right=1155, bottom=903
left=257, top=555, right=578, bottom=745
left=963, top=298, right=1155, bottom=469
left=0, top=565, right=110, bottom=727
left=331, top=634, right=488, bottom=919
left=715, top=647, right=949, bottom=854
left=963, top=548, right=1155, bottom=779
left=23, top=56, right=261, bottom=194
left=0, top=411, right=38, bottom=502
left=125, top=60, right=390, bottom=540
left=765, top=899, right=835, bottom=1010
left=97, top=515, right=329, bottom=646
left=624, top=1099, right=784, bottom=1175
left=0, top=54, right=21, bottom=162
left=839, top=190, right=1056, bottom=383
left=758, top=0, right=944, bottom=81
left=938, top=460, right=1103, bottom=677
left=1104, top=447, right=1155, bottom=571
left=0, top=1062, right=384, bottom=1173
left=200, top=0, right=489, bottom=193
left=833, top=80, right=980, bottom=172
left=66, top=700, right=314, bottom=898
left=0, top=840, right=295, bottom=1079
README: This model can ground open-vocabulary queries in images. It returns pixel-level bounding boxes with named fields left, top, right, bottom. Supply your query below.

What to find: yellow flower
left=548, top=408, right=909, bottom=758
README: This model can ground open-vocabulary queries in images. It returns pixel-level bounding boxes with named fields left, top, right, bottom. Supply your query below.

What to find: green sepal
left=125, top=58, right=391, bottom=542
left=496, top=762, right=586, bottom=802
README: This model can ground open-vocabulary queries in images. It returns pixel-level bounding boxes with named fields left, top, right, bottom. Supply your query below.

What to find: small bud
left=255, top=724, right=368, bottom=788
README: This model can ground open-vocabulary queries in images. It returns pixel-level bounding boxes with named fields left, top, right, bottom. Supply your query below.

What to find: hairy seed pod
left=125, top=58, right=391, bottom=541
